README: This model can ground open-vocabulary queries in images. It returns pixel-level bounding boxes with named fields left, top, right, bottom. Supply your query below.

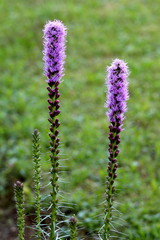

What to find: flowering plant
left=14, top=20, right=129, bottom=240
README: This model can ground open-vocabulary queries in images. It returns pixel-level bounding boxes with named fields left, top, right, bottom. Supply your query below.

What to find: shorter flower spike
left=32, top=129, right=41, bottom=240
left=103, top=59, right=129, bottom=239
left=69, top=216, right=77, bottom=240
left=14, top=181, right=25, bottom=240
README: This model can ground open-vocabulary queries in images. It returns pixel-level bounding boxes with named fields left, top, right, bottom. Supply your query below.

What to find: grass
left=0, top=0, right=160, bottom=239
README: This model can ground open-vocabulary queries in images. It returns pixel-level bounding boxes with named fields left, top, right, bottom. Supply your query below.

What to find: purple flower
left=105, top=59, right=129, bottom=125
left=43, top=20, right=67, bottom=87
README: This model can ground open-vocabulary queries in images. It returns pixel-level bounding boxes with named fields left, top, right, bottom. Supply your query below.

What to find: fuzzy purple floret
left=105, top=59, right=129, bottom=124
left=43, top=20, right=67, bottom=85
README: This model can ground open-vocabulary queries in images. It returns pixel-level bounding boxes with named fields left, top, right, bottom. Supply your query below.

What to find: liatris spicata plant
left=32, top=129, right=41, bottom=239
left=69, top=216, right=77, bottom=240
left=43, top=20, right=67, bottom=239
left=14, top=19, right=131, bottom=240
left=14, top=181, right=25, bottom=240
left=103, top=59, right=129, bottom=239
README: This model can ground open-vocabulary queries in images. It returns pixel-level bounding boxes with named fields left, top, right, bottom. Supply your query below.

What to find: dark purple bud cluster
left=104, top=114, right=123, bottom=237
left=70, top=216, right=77, bottom=225
left=47, top=87, right=61, bottom=193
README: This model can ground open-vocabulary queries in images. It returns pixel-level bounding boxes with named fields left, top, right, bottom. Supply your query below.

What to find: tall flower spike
left=103, top=59, right=129, bottom=239
left=14, top=181, right=25, bottom=240
left=43, top=20, right=67, bottom=240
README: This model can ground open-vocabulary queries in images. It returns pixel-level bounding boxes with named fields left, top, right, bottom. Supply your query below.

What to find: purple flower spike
left=103, top=59, right=129, bottom=239
left=105, top=59, right=129, bottom=124
left=43, top=20, right=67, bottom=239
left=43, top=20, right=67, bottom=86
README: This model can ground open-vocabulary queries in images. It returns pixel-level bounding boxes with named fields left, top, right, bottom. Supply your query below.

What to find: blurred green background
left=0, top=0, right=160, bottom=239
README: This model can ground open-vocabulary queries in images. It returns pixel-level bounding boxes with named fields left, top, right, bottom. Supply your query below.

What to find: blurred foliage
left=0, top=0, right=160, bottom=239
